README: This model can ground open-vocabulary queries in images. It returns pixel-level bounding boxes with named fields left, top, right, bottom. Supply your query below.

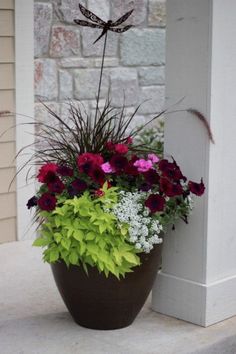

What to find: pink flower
left=134, top=159, right=153, bottom=172
left=148, top=153, right=160, bottom=164
left=101, top=162, right=114, bottom=174
left=114, top=144, right=129, bottom=154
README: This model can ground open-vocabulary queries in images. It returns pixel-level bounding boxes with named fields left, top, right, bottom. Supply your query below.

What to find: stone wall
left=34, top=0, right=166, bottom=128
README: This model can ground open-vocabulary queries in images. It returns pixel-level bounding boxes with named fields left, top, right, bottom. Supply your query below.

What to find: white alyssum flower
left=112, top=191, right=163, bottom=253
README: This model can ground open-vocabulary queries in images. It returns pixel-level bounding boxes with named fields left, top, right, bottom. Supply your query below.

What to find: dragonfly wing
left=109, top=25, right=133, bottom=33
left=79, top=3, right=106, bottom=25
left=111, top=9, right=134, bottom=27
left=74, top=19, right=103, bottom=28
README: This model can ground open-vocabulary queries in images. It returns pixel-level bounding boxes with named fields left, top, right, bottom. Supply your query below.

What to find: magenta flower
left=148, top=153, right=160, bottom=164
left=134, top=159, right=153, bottom=172
left=114, top=144, right=128, bottom=154
left=101, top=162, right=114, bottom=173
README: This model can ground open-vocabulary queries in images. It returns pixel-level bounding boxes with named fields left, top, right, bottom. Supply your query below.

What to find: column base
left=152, top=271, right=236, bottom=327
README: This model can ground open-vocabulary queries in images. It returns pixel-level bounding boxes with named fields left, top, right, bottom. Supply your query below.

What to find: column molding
left=15, top=0, right=35, bottom=240
left=152, top=0, right=236, bottom=326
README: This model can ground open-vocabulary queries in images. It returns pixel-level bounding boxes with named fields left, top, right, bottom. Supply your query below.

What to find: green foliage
left=155, top=195, right=193, bottom=232
left=33, top=185, right=140, bottom=279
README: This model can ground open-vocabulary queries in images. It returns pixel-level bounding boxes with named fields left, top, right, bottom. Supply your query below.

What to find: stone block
left=148, top=0, right=166, bottom=28
left=59, top=70, right=73, bottom=100
left=81, top=28, right=118, bottom=57
left=139, top=86, right=165, bottom=114
left=34, top=59, right=58, bottom=101
left=94, top=58, right=119, bottom=68
left=87, top=0, right=110, bottom=22
left=139, top=66, right=165, bottom=86
left=34, top=3, right=53, bottom=57
left=111, top=0, right=147, bottom=26
left=50, top=25, right=81, bottom=58
left=110, top=68, right=139, bottom=107
left=60, top=58, right=95, bottom=68
left=74, top=69, right=109, bottom=100
left=121, top=29, right=165, bottom=66
left=59, top=0, right=86, bottom=23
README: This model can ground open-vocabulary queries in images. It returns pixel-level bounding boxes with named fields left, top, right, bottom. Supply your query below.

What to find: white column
left=15, top=0, right=35, bottom=240
left=152, top=0, right=236, bottom=326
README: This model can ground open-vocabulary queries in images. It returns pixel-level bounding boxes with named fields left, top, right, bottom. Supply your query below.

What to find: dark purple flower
left=110, top=155, right=129, bottom=172
left=160, top=178, right=183, bottom=197
left=145, top=194, right=165, bottom=213
left=89, top=166, right=105, bottom=186
left=37, top=193, right=57, bottom=211
left=189, top=178, right=205, bottom=196
left=143, top=169, right=160, bottom=185
left=72, top=179, right=87, bottom=191
left=139, top=183, right=152, bottom=192
left=124, top=163, right=139, bottom=176
left=158, top=159, right=170, bottom=172
left=26, top=196, right=38, bottom=209
left=48, top=178, right=65, bottom=194
left=57, top=165, right=74, bottom=177
left=68, top=179, right=88, bottom=197
left=44, top=171, right=58, bottom=184
left=79, top=161, right=94, bottom=175
left=159, top=159, right=185, bottom=182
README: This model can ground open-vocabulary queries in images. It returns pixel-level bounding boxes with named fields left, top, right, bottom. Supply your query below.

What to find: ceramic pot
left=51, top=244, right=162, bottom=330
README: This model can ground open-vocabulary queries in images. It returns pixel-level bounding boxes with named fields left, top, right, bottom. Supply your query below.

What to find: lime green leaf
left=49, top=249, right=59, bottom=262
left=69, top=251, right=79, bottom=265
left=99, top=223, right=107, bottom=234
left=87, top=243, right=99, bottom=255
left=122, top=252, right=139, bottom=265
left=33, top=237, right=49, bottom=247
left=77, top=242, right=86, bottom=256
left=61, top=239, right=71, bottom=251
left=67, top=227, right=74, bottom=238
left=73, top=230, right=84, bottom=242
left=120, top=225, right=128, bottom=236
left=54, top=233, right=62, bottom=244
left=86, top=232, right=96, bottom=241
left=54, top=217, right=61, bottom=228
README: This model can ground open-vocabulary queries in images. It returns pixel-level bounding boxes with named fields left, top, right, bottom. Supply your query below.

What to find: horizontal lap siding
left=0, top=1, right=14, bottom=10
left=0, top=37, right=14, bottom=62
left=0, top=217, right=16, bottom=242
left=0, top=2, right=16, bottom=242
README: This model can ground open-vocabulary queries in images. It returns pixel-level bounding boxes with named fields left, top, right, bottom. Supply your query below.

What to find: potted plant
left=26, top=3, right=208, bottom=330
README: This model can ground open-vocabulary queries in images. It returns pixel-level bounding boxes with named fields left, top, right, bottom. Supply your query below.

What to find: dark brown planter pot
left=51, top=244, right=162, bottom=330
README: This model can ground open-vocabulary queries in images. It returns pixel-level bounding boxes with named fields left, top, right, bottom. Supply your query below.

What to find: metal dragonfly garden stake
left=74, top=3, right=134, bottom=126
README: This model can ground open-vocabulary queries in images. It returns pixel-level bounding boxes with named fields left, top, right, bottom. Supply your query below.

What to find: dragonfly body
left=74, top=4, right=134, bottom=44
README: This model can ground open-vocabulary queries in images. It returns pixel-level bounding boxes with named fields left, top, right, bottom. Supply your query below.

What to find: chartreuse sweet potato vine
left=33, top=185, right=140, bottom=279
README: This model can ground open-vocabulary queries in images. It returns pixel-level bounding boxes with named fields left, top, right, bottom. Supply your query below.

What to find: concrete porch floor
left=1, top=241, right=236, bottom=354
